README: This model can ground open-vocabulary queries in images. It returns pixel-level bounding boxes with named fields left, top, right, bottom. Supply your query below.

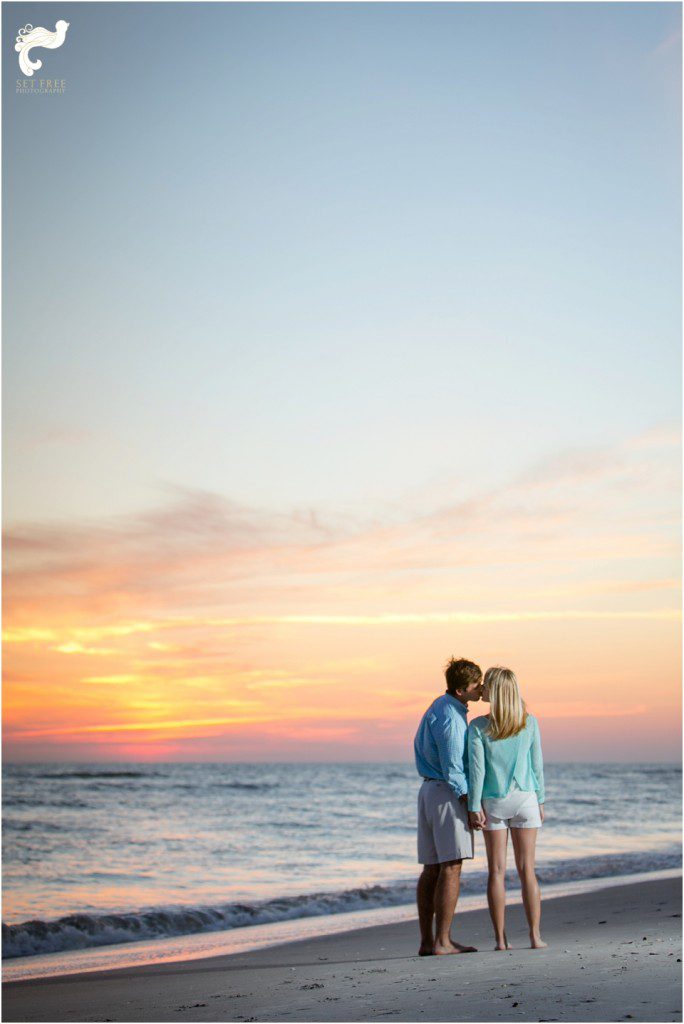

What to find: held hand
left=539, top=803, right=545, bottom=824
left=468, top=809, right=486, bottom=831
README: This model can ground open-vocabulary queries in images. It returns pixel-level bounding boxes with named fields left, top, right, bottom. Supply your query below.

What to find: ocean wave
left=1, top=884, right=414, bottom=959
left=3, top=848, right=680, bottom=960
left=535, top=849, right=681, bottom=885
left=2, top=797, right=90, bottom=810
left=3, top=820, right=67, bottom=834
left=270, top=821, right=319, bottom=830
left=210, top=782, right=273, bottom=791
left=37, top=771, right=152, bottom=780
left=170, top=782, right=273, bottom=792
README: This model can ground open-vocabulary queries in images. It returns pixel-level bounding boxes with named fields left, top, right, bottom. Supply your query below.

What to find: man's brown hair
left=444, top=657, right=482, bottom=695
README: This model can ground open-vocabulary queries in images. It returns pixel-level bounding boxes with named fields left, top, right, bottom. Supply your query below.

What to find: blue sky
left=4, top=2, right=681, bottom=524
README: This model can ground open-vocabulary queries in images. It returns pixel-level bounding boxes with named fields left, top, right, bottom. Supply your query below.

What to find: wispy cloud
left=4, top=427, right=679, bottom=624
left=647, top=26, right=682, bottom=60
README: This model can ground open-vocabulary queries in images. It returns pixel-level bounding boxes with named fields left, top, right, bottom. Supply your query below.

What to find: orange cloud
left=3, top=428, right=680, bottom=761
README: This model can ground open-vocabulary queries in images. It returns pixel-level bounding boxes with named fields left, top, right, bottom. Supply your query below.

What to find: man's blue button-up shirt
left=414, top=692, right=469, bottom=798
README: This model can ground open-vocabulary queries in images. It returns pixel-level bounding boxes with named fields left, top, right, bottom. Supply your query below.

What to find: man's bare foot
left=530, top=935, right=548, bottom=949
left=433, top=941, right=478, bottom=955
left=418, top=944, right=434, bottom=956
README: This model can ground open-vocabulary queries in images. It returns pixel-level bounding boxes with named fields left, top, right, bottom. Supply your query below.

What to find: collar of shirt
left=443, top=693, right=469, bottom=719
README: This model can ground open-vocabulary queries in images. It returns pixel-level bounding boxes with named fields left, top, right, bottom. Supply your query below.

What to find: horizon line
left=3, top=758, right=681, bottom=767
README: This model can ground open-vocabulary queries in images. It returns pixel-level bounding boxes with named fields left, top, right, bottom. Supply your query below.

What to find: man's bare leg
left=433, top=859, right=477, bottom=954
left=416, top=863, right=440, bottom=954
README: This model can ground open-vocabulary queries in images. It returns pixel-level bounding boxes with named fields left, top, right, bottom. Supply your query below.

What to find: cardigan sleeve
left=530, top=716, right=545, bottom=804
left=467, top=722, right=486, bottom=812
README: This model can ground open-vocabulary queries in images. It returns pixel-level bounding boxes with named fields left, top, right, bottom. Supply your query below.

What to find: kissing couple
left=414, top=657, right=546, bottom=956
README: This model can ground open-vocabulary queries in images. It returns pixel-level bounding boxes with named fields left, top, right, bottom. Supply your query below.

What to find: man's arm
left=430, top=709, right=468, bottom=799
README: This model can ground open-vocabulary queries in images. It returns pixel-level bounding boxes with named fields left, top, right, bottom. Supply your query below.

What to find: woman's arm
left=531, top=716, right=545, bottom=805
left=467, top=723, right=486, bottom=813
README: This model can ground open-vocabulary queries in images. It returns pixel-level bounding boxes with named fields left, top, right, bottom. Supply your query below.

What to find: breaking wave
left=4, top=847, right=680, bottom=960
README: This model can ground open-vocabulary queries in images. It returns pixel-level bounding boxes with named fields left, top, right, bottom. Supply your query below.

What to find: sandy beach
left=3, top=876, right=681, bottom=1023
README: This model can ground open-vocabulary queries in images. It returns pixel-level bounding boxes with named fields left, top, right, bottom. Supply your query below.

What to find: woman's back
left=467, top=713, right=544, bottom=811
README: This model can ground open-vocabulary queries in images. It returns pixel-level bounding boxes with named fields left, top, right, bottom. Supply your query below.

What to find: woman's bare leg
left=483, top=828, right=511, bottom=950
left=511, top=827, right=547, bottom=948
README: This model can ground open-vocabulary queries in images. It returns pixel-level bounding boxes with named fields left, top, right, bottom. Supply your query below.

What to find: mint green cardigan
left=467, top=713, right=545, bottom=812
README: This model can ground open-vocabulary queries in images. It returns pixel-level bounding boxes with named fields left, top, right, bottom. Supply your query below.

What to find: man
left=414, top=657, right=483, bottom=956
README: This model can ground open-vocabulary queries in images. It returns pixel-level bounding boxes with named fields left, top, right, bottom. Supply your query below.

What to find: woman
left=467, top=666, right=546, bottom=950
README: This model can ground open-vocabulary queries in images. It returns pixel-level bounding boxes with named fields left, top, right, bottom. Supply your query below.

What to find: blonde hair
left=485, top=666, right=528, bottom=740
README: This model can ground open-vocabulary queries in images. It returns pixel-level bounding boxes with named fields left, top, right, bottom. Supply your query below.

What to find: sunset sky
left=3, top=2, right=681, bottom=762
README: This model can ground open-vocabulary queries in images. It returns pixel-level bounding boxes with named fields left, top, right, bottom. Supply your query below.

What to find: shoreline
left=2, top=867, right=680, bottom=984
left=3, top=875, right=681, bottom=1022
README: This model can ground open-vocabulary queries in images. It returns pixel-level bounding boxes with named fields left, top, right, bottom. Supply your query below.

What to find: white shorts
left=417, top=779, right=474, bottom=864
left=482, top=789, right=542, bottom=830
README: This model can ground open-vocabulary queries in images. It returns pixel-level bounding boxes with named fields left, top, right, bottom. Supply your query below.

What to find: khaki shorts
left=417, top=779, right=474, bottom=864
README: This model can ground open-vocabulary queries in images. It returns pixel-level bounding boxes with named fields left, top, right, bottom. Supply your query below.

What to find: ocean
left=2, top=761, right=681, bottom=980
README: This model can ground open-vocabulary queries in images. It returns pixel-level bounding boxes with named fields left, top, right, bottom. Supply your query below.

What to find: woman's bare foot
left=530, top=933, right=548, bottom=949
left=494, top=931, right=512, bottom=950
left=433, top=941, right=478, bottom=955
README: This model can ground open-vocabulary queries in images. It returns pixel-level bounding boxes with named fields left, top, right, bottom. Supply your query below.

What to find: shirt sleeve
left=467, top=723, right=486, bottom=811
left=429, top=708, right=468, bottom=798
left=531, top=717, right=545, bottom=804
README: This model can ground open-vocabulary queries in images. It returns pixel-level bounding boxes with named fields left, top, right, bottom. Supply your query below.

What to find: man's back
left=414, top=692, right=469, bottom=798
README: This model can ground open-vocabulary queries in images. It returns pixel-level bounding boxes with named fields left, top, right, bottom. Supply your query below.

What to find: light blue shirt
left=414, top=693, right=469, bottom=798
left=467, top=713, right=545, bottom=812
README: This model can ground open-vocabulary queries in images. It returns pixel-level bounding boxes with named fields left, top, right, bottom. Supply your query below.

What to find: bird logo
left=15, top=20, right=69, bottom=77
